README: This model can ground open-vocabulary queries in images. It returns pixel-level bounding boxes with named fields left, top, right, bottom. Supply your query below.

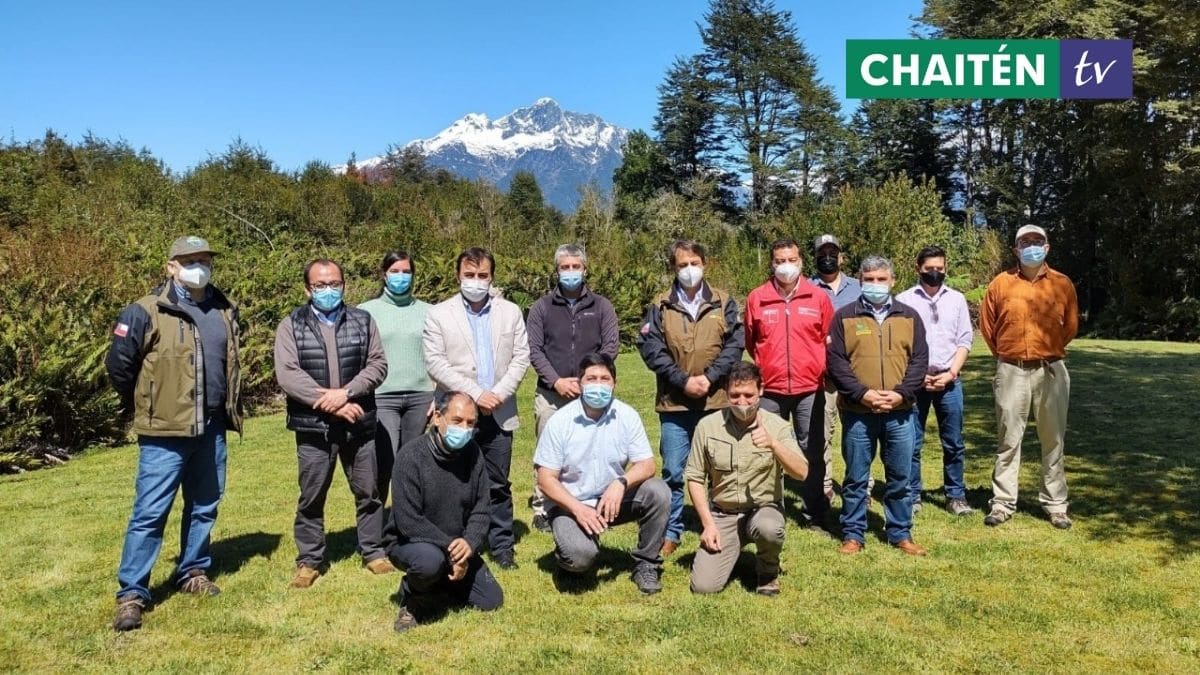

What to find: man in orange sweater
left=979, top=225, right=1079, bottom=530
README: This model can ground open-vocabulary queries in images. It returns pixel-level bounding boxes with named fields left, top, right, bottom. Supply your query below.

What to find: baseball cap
left=168, top=235, right=218, bottom=259
left=813, top=234, right=841, bottom=251
left=1014, top=225, right=1047, bottom=243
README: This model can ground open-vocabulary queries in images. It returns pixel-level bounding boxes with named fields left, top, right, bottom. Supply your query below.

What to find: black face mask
left=919, top=270, right=946, bottom=287
left=815, top=256, right=839, bottom=275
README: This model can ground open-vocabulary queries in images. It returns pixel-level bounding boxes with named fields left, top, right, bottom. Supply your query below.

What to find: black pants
left=762, top=390, right=828, bottom=520
left=475, top=414, right=515, bottom=554
left=294, top=431, right=385, bottom=566
left=388, top=542, right=503, bottom=612
left=374, top=391, right=434, bottom=503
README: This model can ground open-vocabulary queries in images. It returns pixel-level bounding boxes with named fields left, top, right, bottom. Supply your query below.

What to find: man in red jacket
left=744, top=238, right=834, bottom=532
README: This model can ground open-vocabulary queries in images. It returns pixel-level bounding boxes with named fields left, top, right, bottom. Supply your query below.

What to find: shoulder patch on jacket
left=113, top=323, right=129, bottom=337
left=640, top=322, right=651, bottom=335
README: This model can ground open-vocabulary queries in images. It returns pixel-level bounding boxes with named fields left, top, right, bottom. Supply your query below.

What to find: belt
left=999, top=357, right=1062, bottom=369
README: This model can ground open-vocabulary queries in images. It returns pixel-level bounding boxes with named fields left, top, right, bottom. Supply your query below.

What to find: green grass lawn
left=2, top=338, right=1199, bottom=673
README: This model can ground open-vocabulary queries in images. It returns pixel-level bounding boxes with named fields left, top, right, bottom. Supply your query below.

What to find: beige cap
left=168, top=235, right=217, bottom=259
left=1014, top=225, right=1047, bottom=243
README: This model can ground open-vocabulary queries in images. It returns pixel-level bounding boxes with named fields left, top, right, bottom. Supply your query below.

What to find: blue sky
left=0, top=1, right=921, bottom=172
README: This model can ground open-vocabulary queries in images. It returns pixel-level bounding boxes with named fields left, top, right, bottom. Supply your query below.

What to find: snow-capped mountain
left=349, top=98, right=629, bottom=211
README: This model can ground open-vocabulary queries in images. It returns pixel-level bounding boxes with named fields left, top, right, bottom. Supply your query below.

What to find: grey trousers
left=375, top=391, right=433, bottom=503
left=761, top=390, right=826, bottom=520
left=549, top=478, right=671, bottom=573
left=294, top=431, right=386, bottom=567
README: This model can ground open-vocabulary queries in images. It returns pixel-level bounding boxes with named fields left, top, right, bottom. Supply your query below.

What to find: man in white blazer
left=422, top=247, right=531, bottom=569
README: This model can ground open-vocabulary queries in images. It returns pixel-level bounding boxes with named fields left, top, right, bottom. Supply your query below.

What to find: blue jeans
left=117, top=415, right=228, bottom=601
left=659, top=409, right=707, bottom=544
left=911, top=380, right=967, bottom=501
left=839, top=409, right=914, bottom=545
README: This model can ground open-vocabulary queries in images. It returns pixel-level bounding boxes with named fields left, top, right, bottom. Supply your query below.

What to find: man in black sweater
left=386, top=391, right=503, bottom=632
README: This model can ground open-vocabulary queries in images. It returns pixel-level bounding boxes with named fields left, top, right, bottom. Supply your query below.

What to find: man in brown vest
left=637, top=239, right=744, bottom=556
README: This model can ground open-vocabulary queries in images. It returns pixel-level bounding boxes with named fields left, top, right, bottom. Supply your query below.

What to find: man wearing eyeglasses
left=274, top=258, right=393, bottom=589
left=896, top=246, right=974, bottom=517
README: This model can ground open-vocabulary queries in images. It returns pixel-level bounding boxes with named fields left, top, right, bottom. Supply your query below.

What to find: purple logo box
left=1059, top=40, right=1133, bottom=99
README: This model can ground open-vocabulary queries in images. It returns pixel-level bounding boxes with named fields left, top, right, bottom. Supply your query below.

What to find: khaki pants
left=531, top=387, right=572, bottom=518
left=819, top=379, right=837, bottom=495
left=990, top=360, right=1070, bottom=515
left=690, top=505, right=784, bottom=594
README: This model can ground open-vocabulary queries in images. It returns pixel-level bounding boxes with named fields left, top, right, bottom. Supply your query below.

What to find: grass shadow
left=149, top=530, right=283, bottom=603
left=960, top=343, right=1200, bottom=558
left=324, top=526, right=361, bottom=565
left=535, top=548, right=625, bottom=594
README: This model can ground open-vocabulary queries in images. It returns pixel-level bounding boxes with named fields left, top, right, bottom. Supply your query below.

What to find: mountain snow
left=341, top=98, right=629, bottom=211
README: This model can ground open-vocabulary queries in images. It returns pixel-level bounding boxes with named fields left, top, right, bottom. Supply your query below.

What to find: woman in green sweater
left=359, top=250, right=434, bottom=504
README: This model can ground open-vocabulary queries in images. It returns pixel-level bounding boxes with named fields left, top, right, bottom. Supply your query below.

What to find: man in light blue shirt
left=464, top=299, right=495, bottom=390
left=808, top=233, right=862, bottom=530
left=535, top=353, right=670, bottom=595
left=896, top=245, right=975, bottom=516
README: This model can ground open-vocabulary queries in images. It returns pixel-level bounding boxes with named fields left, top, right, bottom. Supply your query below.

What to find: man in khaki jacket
left=637, top=239, right=744, bottom=556
left=105, top=236, right=243, bottom=631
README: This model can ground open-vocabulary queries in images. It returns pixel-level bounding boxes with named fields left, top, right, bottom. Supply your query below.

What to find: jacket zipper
left=783, top=297, right=793, bottom=392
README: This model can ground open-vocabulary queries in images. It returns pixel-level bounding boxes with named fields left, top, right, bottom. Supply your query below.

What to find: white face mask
left=677, top=265, right=704, bottom=289
left=178, top=263, right=211, bottom=290
left=773, top=263, right=800, bottom=284
left=460, top=279, right=491, bottom=303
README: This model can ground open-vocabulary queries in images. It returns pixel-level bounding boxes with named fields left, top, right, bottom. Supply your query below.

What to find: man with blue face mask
left=826, top=255, right=929, bottom=556
left=535, top=353, right=670, bottom=595
left=275, top=258, right=392, bottom=589
left=385, top=392, right=503, bottom=632
left=526, top=244, right=620, bottom=532
left=980, top=225, right=1079, bottom=530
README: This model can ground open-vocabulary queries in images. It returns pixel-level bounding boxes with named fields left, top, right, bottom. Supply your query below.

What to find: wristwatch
left=616, top=476, right=629, bottom=488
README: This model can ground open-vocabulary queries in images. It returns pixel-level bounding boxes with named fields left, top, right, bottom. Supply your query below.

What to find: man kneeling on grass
left=535, top=353, right=670, bottom=595
left=386, top=392, right=502, bottom=632
left=686, top=362, right=808, bottom=596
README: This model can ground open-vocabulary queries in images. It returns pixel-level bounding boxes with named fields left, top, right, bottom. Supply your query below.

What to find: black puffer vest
left=285, top=304, right=377, bottom=437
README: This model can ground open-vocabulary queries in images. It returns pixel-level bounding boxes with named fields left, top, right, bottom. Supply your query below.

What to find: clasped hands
left=314, top=387, right=364, bottom=422
left=860, top=389, right=904, bottom=413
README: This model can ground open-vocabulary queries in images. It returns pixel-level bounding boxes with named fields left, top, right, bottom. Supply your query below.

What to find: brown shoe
left=290, top=565, right=321, bottom=588
left=366, top=558, right=397, bottom=575
left=893, top=539, right=928, bottom=556
left=756, top=574, right=780, bottom=597
left=178, top=569, right=220, bottom=596
left=838, top=539, right=863, bottom=555
left=660, top=539, right=679, bottom=557
left=112, top=593, right=144, bottom=632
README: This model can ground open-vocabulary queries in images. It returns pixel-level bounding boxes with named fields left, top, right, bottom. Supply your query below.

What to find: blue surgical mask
left=559, top=270, right=584, bottom=292
left=581, top=383, right=613, bottom=409
left=312, top=287, right=343, bottom=312
left=442, top=425, right=473, bottom=450
left=1019, top=244, right=1047, bottom=266
left=386, top=272, right=412, bottom=296
left=862, top=283, right=891, bottom=305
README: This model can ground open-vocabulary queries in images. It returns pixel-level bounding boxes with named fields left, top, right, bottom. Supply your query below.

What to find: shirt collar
left=311, top=303, right=342, bottom=326
left=172, top=281, right=211, bottom=306
left=861, top=296, right=893, bottom=314
left=914, top=284, right=948, bottom=301
left=462, top=295, right=492, bottom=316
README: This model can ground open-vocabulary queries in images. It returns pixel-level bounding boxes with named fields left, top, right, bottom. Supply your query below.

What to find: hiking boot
left=756, top=574, right=780, bottom=597
left=838, top=539, right=864, bottom=555
left=631, top=565, right=662, bottom=595
left=366, top=558, right=397, bottom=575
left=947, top=498, right=975, bottom=516
left=393, top=606, right=418, bottom=633
left=1049, top=512, right=1073, bottom=530
left=984, top=508, right=1012, bottom=527
left=112, top=593, right=144, bottom=632
left=532, top=512, right=551, bottom=533
left=492, top=549, right=518, bottom=570
left=179, top=569, right=220, bottom=596
left=660, top=539, right=679, bottom=557
left=290, top=565, right=321, bottom=589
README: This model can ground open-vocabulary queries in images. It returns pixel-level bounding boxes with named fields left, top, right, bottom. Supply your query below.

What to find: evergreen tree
left=653, top=55, right=724, bottom=181
left=507, top=171, right=546, bottom=228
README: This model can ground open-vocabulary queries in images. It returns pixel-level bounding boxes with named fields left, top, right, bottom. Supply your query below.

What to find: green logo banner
left=847, top=39, right=1060, bottom=99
